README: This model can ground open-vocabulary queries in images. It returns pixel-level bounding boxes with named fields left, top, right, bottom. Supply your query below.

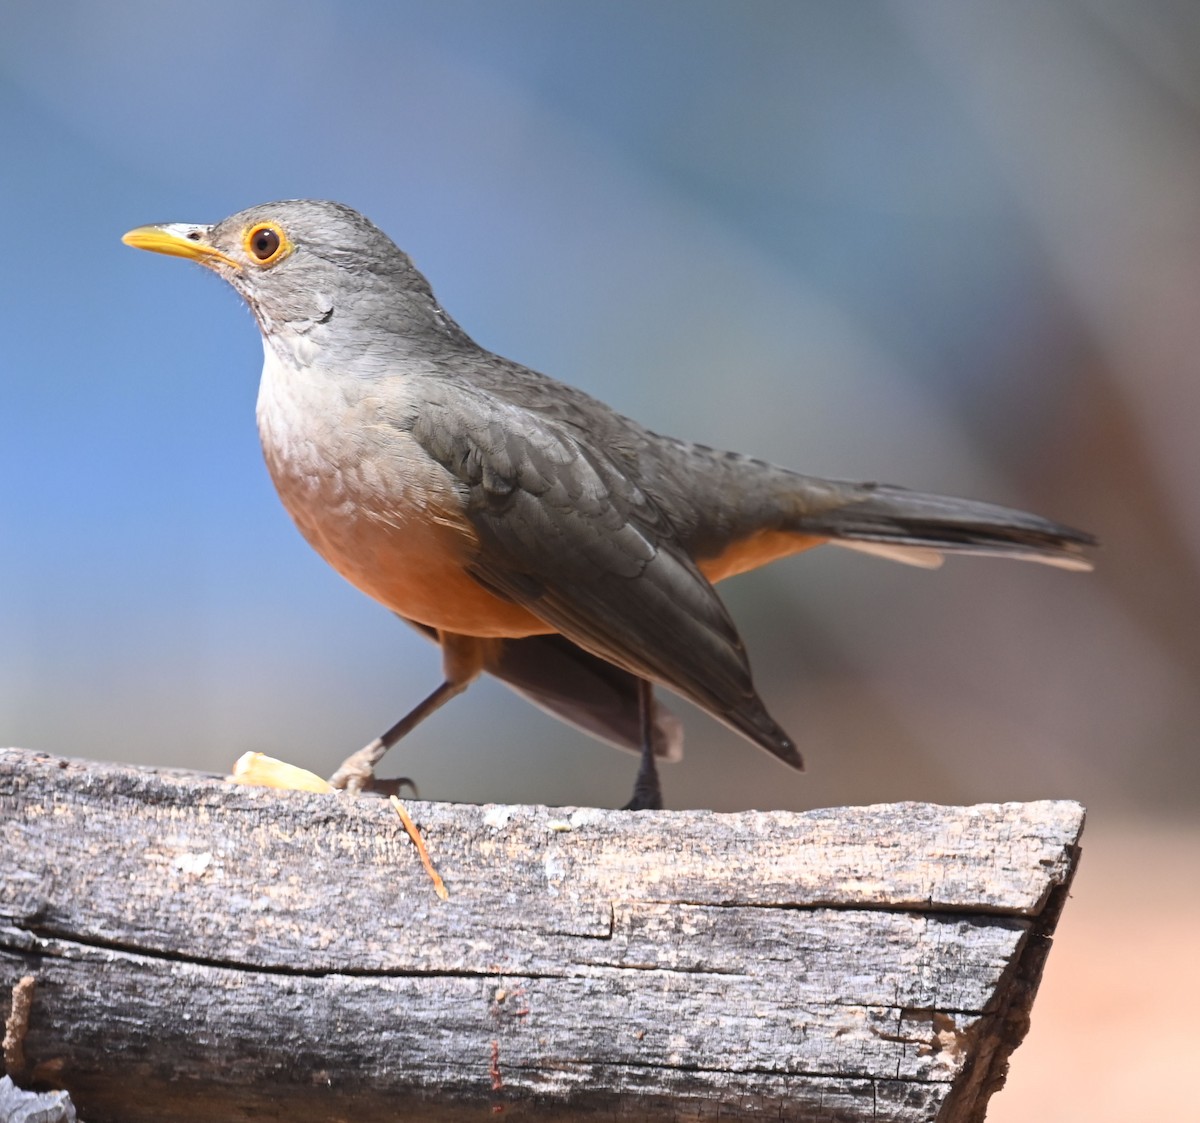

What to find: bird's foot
left=328, top=740, right=382, bottom=793
left=328, top=739, right=418, bottom=797
left=622, top=779, right=664, bottom=812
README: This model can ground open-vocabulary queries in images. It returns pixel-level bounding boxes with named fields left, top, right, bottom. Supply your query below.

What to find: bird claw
left=328, top=739, right=385, bottom=793
left=329, top=740, right=419, bottom=798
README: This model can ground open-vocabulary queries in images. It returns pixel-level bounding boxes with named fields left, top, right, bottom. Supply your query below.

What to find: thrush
left=123, top=200, right=1094, bottom=808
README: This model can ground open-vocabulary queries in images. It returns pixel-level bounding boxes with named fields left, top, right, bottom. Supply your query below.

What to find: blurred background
left=1, top=1, right=1195, bottom=1117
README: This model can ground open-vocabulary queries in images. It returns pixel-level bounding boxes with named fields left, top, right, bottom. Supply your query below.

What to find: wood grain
left=0, top=748, right=1083, bottom=1122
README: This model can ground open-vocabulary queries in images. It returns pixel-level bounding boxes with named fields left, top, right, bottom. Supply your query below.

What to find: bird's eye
left=243, top=222, right=289, bottom=266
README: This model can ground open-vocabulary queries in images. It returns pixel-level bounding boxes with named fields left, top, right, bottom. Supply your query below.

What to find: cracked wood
left=0, top=748, right=1083, bottom=1122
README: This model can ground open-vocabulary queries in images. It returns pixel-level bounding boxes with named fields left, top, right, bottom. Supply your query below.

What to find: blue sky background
left=3, top=0, right=1199, bottom=818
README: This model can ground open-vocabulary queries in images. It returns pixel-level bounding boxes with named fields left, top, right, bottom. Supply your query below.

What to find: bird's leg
left=328, top=680, right=462, bottom=793
left=329, top=633, right=488, bottom=793
left=622, top=678, right=664, bottom=811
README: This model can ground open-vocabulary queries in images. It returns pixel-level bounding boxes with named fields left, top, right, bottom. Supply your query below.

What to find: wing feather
left=409, top=389, right=800, bottom=766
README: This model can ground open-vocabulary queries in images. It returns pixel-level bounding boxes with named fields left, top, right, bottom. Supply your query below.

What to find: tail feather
left=801, top=483, right=1096, bottom=571
left=832, top=540, right=945, bottom=569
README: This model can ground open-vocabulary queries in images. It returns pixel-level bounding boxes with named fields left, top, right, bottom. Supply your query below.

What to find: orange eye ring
left=243, top=222, right=291, bottom=266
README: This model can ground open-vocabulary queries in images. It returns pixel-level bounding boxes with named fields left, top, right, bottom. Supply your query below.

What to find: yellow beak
left=122, top=223, right=241, bottom=269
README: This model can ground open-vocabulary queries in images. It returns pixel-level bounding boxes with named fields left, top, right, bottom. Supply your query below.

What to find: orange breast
left=257, top=379, right=553, bottom=637
left=324, top=511, right=553, bottom=638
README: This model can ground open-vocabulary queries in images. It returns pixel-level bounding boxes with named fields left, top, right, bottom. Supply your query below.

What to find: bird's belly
left=285, top=493, right=551, bottom=638
left=256, top=355, right=551, bottom=639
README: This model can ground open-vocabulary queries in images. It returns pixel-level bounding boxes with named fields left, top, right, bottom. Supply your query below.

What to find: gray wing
left=411, top=388, right=801, bottom=767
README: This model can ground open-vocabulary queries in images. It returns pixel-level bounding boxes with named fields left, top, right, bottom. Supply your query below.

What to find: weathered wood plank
left=0, top=748, right=1083, bottom=1122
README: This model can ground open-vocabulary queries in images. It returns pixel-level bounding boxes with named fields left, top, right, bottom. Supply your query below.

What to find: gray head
left=123, top=199, right=466, bottom=353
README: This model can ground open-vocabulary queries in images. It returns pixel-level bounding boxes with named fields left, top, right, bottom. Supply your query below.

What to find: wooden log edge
left=0, top=747, right=1084, bottom=1123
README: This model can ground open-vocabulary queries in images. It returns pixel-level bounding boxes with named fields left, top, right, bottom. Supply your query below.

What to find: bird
left=123, top=200, right=1094, bottom=809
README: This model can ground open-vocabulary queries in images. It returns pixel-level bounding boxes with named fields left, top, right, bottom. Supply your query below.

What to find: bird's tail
left=796, top=482, right=1095, bottom=571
